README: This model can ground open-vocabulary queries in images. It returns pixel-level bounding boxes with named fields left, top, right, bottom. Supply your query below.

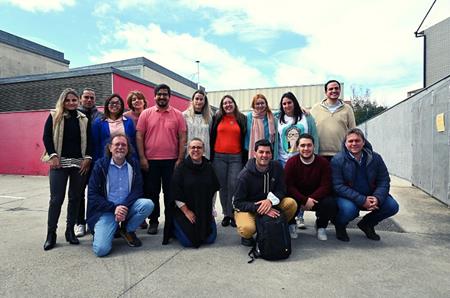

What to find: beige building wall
left=142, top=66, right=197, bottom=98
left=0, top=43, right=69, bottom=78
left=207, top=84, right=344, bottom=112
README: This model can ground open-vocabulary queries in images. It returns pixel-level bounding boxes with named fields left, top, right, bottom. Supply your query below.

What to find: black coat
left=163, top=156, right=220, bottom=247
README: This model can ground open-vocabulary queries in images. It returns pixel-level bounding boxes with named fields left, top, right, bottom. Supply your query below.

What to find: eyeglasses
left=190, top=146, right=203, bottom=150
left=108, top=101, right=122, bottom=107
left=112, top=142, right=128, bottom=147
left=83, top=96, right=95, bottom=100
left=156, top=93, right=169, bottom=97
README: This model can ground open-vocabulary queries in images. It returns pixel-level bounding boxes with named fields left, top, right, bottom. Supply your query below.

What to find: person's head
left=324, top=80, right=341, bottom=101
left=188, top=137, right=205, bottom=162
left=106, top=134, right=131, bottom=164
left=104, top=94, right=125, bottom=120
left=296, top=133, right=315, bottom=159
left=219, top=95, right=240, bottom=117
left=345, top=128, right=366, bottom=156
left=286, top=126, right=300, bottom=142
left=251, top=93, right=272, bottom=115
left=154, top=84, right=171, bottom=109
left=80, top=88, right=96, bottom=109
left=126, top=90, right=147, bottom=112
left=53, top=88, right=79, bottom=126
left=254, top=139, right=273, bottom=169
left=279, top=91, right=302, bottom=123
left=191, top=90, right=208, bottom=112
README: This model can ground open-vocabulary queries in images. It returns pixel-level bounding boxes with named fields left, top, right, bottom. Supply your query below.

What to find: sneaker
left=316, top=228, right=328, bottom=241
left=335, top=226, right=350, bottom=242
left=357, top=220, right=381, bottom=241
left=147, top=222, right=158, bottom=235
left=289, top=224, right=298, bottom=239
left=296, top=217, right=306, bottom=229
left=241, top=237, right=255, bottom=247
left=119, top=229, right=142, bottom=247
left=74, top=224, right=85, bottom=237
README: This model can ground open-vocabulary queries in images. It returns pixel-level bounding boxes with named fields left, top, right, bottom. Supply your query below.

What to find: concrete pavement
left=0, top=175, right=449, bottom=297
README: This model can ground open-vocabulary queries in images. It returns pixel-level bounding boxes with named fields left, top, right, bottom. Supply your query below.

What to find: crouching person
left=87, top=134, right=154, bottom=257
left=233, top=139, right=297, bottom=246
left=331, top=128, right=399, bottom=242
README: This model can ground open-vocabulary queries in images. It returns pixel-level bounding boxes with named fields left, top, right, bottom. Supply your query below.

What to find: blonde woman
left=42, top=88, right=92, bottom=250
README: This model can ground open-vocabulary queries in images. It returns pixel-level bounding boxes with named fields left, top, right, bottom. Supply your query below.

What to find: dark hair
left=103, top=93, right=125, bottom=119
left=295, top=133, right=315, bottom=147
left=279, top=91, right=303, bottom=124
left=217, top=95, right=241, bottom=118
left=81, top=88, right=95, bottom=97
left=105, top=133, right=133, bottom=159
left=154, top=84, right=171, bottom=96
left=189, top=137, right=205, bottom=149
left=254, top=139, right=273, bottom=153
left=324, top=80, right=341, bottom=91
left=126, top=90, right=147, bottom=111
left=345, top=128, right=366, bottom=141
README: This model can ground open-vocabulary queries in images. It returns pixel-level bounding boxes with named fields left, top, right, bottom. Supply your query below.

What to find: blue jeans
left=173, top=218, right=217, bottom=247
left=335, top=195, right=399, bottom=227
left=92, top=198, right=154, bottom=257
left=143, top=159, right=176, bottom=224
left=212, top=153, right=242, bottom=218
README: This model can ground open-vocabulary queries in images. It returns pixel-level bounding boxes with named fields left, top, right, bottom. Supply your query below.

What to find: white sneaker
left=317, top=228, right=327, bottom=241
left=289, top=224, right=298, bottom=239
left=296, top=217, right=306, bottom=229
left=74, top=224, right=85, bottom=237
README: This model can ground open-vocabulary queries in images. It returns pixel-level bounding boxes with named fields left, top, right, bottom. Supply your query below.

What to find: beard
left=156, top=99, right=168, bottom=108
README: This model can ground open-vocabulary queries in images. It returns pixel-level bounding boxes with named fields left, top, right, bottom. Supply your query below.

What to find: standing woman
left=210, top=95, right=247, bottom=227
left=92, top=94, right=137, bottom=161
left=183, top=90, right=212, bottom=160
left=42, top=88, right=92, bottom=250
left=123, top=90, right=148, bottom=127
left=245, top=93, right=277, bottom=159
left=275, top=91, right=319, bottom=168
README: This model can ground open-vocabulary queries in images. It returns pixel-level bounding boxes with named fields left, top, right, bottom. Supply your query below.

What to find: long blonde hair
left=186, top=90, right=212, bottom=124
left=53, top=88, right=79, bottom=127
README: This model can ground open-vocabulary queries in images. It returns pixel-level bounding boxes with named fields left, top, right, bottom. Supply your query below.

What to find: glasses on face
left=190, top=146, right=203, bottom=150
left=156, top=93, right=169, bottom=97
left=108, top=101, right=121, bottom=107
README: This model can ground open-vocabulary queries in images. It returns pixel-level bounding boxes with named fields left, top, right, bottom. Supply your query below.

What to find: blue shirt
left=107, top=159, right=129, bottom=205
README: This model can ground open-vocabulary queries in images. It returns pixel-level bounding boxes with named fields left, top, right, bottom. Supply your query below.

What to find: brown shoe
left=119, top=227, right=142, bottom=247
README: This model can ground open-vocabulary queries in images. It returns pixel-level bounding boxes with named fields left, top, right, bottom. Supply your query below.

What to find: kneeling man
left=87, top=134, right=154, bottom=257
left=285, top=133, right=337, bottom=241
left=331, top=128, right=399, bottom=241
left=233, top=139, right=297, bottom=246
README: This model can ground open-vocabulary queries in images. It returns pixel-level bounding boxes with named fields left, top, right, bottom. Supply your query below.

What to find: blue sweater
left=331, top=140, right=390, bottom=207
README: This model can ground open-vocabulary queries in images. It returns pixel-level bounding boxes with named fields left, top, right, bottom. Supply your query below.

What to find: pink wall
left=0, top=110, right=50, bottom=175
left=112, top=74, right=190, bottom=111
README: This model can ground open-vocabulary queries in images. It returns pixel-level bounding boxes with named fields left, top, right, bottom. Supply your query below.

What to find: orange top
left=214, top=115, right=242, bottom=154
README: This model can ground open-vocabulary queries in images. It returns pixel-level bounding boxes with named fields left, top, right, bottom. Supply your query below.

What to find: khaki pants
left=234, top=197, right=297, bottom=239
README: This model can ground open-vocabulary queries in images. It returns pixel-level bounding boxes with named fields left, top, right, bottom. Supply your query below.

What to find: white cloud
left=93, top=2, right=111, bottom=17
left=1, top=0, right=75, bottom=12
left=116, top=0, right=157, bottom=10
left=91, top=22, right=270, bottom=90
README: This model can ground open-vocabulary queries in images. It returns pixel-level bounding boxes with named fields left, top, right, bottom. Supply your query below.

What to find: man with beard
left=136, top=84, right=187, bottom=235
left=87, top=134, right=154, bottom=257
left=284, top=133, right=337, bottom=241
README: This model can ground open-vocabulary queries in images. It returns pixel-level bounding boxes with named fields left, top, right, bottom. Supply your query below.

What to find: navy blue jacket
left=86, top=156, right=144, bottom=232
left=331, top=139, right=390, bottom=207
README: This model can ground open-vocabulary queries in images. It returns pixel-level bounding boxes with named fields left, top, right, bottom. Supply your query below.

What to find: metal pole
left=195, top=60, right=200, bottom=89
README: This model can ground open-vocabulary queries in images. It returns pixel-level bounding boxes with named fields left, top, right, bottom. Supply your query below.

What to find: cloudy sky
left=0, top=0, right=448, bottom=106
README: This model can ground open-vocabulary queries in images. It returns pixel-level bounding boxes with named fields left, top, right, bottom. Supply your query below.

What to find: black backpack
left=248, top=212, right=291, bottom=263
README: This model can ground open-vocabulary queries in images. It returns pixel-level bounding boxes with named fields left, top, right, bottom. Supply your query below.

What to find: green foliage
left=350, top=86, right=387, bottom=125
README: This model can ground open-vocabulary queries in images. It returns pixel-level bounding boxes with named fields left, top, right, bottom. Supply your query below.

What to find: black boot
left=44, top=231, right=57, bottom=251
left=65, top=227, right=80, bottom=245
left=357, top=220, right=381, bottom=241
left=335, top=226, right=350, bottom=242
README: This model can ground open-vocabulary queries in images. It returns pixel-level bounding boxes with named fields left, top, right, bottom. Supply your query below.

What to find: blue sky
left=0, top=0, right=449, bottom=106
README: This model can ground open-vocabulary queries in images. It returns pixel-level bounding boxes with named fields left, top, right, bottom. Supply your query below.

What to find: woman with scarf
left=163, top=138, right=220, bottom=247
left=245, top=93, right=277, bottom=159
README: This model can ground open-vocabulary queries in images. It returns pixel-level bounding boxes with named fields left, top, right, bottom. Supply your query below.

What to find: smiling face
left=298, top=137, right=314, bottom=159
left=109, top=135, right=129, bottom=164
left=345, top=133, right=365, bottom=157
left=193, top=92, right=205, bottom=112
left=255, top=145, right=272, bottom=169
left=64, top=93, right=79, bottom=111
left=188, top=139, right=204, bottom=162
left=222, top=97, right=235, bottom=114
left=254, top=97, right=267, bottom=113
left=155, top=88, right=170, bottom=109
left=282, top=97, right=294, bottom=116
left=108, top=97, right=122, bottom=118
left=326, top=82, right=341, bottom=101
left=80, top=90, right=96, bottom=109
left=131, top=94, right=145, bottom=111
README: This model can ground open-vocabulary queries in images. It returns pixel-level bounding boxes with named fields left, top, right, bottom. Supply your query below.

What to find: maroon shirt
left=284, top=155, right=332, bottom=205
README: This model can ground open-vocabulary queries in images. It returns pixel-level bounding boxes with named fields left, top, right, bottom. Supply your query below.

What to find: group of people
left=42, top=80, right=399, bottom=257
